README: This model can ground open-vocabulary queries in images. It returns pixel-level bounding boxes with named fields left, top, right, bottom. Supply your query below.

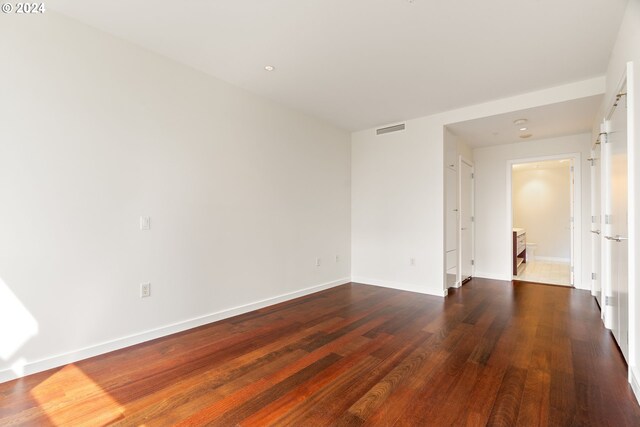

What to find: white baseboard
left=473, top=271, right=511, bottom=282
left=534, top=256, right=570, bottom=263
left=573, top=281, right=590, bottom=291
left=0, top=277, right=351, bottom=384
left=631, top=366, right=640, bottom=404
left=351, top=277, right=446, bottom=297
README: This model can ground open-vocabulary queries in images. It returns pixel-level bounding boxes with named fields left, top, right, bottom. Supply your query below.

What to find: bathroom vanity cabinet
left=513, top=228, right=526, bottom=275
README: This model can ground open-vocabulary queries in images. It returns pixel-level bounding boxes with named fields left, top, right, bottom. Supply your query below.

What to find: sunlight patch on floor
left=31, top=364, right=124, bottom=426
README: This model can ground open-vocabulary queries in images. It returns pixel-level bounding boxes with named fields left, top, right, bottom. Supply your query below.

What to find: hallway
left=0, top=280, right=637, bottom=425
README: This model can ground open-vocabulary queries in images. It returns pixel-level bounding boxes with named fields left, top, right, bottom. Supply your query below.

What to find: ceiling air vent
left=376, top=123, right=405, bottom=135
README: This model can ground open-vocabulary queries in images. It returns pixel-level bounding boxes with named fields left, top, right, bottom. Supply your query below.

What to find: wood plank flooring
left=1, top=279, right=639, bottom=426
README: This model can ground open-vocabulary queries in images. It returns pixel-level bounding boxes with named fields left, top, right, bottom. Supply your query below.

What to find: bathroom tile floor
left=514, top=260, right=572, bottom=286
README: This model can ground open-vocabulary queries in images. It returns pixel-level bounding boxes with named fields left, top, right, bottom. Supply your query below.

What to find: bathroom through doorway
left=510, top=158, right=575, bottom=286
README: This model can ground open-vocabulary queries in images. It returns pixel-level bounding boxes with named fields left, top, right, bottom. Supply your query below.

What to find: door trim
left=459, top=156, right=475, bottom=284
left=506, top=153, right=582, bottom=287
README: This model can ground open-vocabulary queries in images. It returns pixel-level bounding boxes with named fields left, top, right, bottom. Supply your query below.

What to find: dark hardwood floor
left=1, top=279, right=639, bottom=426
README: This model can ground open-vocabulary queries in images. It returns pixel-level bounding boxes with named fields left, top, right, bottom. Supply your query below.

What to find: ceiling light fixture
left=264, top=65, right=275, bottom=71
left=513, top=118, right=528, bottom=126
left=519, top=127, right=528, bottom=131
left=520, top=133, right=533, bottom=139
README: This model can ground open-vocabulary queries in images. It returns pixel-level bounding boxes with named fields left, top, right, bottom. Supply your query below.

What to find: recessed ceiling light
left=513, top=118, right=528, bottom=126
left=520, top=133, right=533, bottom=139
left=264, top=65, right=275, bottom=72
left=519, top=127, right=528, bottom=131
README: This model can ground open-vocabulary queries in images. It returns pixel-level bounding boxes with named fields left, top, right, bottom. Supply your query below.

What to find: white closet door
left=606, top=87, right=629, bottom=361
left=591, top=143, right=602, bottom=307
left=445, top=168, right=458, bottom=252
left=445, top=167, right=458, bottom=287
left=569, top=160, right=575, bottom=285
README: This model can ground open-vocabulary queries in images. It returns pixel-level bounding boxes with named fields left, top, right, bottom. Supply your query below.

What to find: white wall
left=456, top=138, right=474, bottom=163
left=0, top=13, right=351, bottom=381
left=473, top=134, right=591, bottom=287
left=351, top=77, right=605, bottom=295
left=351, top=79, right=602, bottom=297
left=512, top=165, right=571, bottom=261
left=597, top=0, right=640, bottom=399
left=351, top=117, right=445, bottom=295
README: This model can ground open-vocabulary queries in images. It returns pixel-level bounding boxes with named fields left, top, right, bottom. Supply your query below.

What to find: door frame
left=590, top=140, right=603, bottom=308
left=459, top=156, right=475, bottom=283
left=624, top=60, right=638, bottom=392
left=506, top=153, right=582, bottom=286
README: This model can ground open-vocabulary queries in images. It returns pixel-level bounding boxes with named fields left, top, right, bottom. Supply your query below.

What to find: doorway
left=508, top=155, right=580, bottom=287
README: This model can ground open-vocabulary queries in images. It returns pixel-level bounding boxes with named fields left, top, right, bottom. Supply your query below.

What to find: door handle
left=604, top=235, right=628, bottom=242
left=461, top=228, right=468, bottom=230
left=590, top=230, right=601, bottom=235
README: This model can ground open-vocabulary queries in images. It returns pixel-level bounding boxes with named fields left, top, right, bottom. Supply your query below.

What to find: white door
left=460, top=160, right=474, bottom=281
left=445, top=167, right=458, bottom=287
left=590, top=143, right=602, bottom=307
left=602, top=120, right=613, bottom=329
left=569, top=161, right=575, bottom=285
left=605, top=87, right=629, bottom=361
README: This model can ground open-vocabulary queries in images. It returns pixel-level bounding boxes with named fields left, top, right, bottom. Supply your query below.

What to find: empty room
left=1, top=1, right=640, bottom=425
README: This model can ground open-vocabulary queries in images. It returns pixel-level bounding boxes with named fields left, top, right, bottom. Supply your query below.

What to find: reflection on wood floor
left=0, top=279, right=638, bottom=426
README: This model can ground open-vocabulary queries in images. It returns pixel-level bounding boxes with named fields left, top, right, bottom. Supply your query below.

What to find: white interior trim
left=627, top=62, right=640, bottom=394
left=473, top=272, right=511, bottom=281
left=0, top=277, right=351, bottom=384
left=458, top=156, right=475, bottom=287
left=351, top=277, right=446, bottom=297
left=626, top=60, right=638, bottom=399
left=631, top=366, right=640, bottom=404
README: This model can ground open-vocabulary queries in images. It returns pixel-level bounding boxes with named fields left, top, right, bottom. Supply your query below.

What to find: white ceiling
left=446, top=94, right=603, bottom=148
left=50, top=0, right=627, bottom=131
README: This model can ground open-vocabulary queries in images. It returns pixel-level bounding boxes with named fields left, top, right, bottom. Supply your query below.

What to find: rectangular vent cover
left=376, top=124, right=405, bottom=135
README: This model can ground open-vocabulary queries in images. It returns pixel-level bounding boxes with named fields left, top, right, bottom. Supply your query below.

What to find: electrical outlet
left=410, top=258, right=416, bottom=266
left=316, top=257, right=321, bottom=267
left=140, top=216, right=151, bottom=230
left=140, top=283, right=151, bottom=298
left=335, top=255, right=340, bottom=263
